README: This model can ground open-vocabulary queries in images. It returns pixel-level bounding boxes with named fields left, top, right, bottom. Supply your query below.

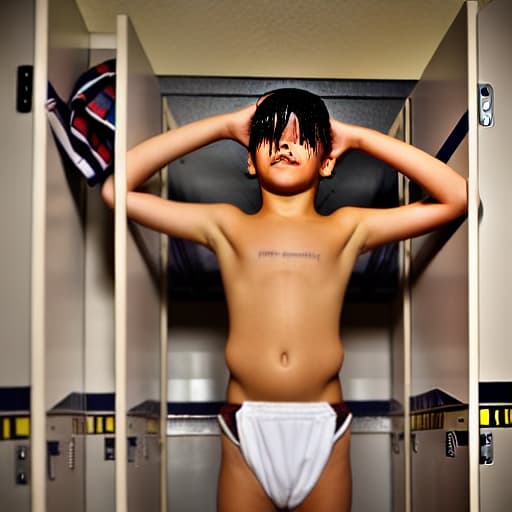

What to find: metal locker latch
left=411, top=433, right=419, bottom=454
left=104, top=437, right=115, bottom=461
left=391, top=432, right=404, bottom=455
left=128, top=436, right=137, bottom=463
left=480, top=431, right=493, bottom=465
left=15, top=445, right=30, bottom=485
left=478, top=83, right=495, bottom=127
left=47, top=441, right=60, bottom=481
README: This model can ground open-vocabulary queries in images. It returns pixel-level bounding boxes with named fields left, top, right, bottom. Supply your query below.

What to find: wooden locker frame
left=31, top=3, right=167, bottom=511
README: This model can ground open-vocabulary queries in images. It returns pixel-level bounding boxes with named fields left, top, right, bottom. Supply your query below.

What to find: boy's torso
left=211, top=206, right=364, bottom=403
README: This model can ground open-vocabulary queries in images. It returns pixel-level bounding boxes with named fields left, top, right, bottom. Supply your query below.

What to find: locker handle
left=47, top=440, right=60, bottom=481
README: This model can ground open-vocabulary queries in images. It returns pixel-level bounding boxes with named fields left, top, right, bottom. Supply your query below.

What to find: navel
left=280, top=351, right=289, bottom=367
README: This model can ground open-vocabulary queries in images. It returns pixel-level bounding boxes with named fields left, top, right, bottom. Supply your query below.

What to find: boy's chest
left=227, top=217, right=348, bottom=268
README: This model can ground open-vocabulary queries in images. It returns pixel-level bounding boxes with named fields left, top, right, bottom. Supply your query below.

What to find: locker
left=406, top=0, right=512, bottom=510
left=0, top=388, right=31, bottom=512
left=1, top=1, right=34, bottom=509
left=407, top=5, right=472, bottom=511
left=161, top=78, right=412, bottom=512
left=2, top=0, right=512, bottom=510
left=477, top=1, right=512, bottom=509
left=0, top=0, right=165, bottom=511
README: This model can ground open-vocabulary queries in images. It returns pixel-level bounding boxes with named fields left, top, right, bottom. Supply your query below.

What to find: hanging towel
left=45, top=59, right=116, bottom=186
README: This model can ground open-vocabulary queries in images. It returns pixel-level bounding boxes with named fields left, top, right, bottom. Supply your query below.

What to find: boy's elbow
left=453, top=180, right=468, bottom=218
left=101, top=176, right=115, bottom=209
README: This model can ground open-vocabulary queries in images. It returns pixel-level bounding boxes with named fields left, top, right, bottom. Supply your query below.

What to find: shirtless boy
left=101, top=88, right=467, bottom=512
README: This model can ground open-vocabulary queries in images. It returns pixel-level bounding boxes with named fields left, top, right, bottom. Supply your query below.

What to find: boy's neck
left=258, top=188, right=319, bottom=218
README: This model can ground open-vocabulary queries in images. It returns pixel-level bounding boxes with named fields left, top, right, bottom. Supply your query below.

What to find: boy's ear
left=319, top=157, right=336, bottom=177
left=247, top=153, right=257, bottom=175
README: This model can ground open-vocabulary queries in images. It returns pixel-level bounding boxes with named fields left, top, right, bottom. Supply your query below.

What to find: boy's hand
left=329, top=119, right=359, bottom=159
left=227, top=103, right=257, bottom=147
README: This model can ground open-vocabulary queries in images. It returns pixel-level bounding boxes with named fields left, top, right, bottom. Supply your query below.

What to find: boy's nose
left=279, top=113, right=299, bottom=146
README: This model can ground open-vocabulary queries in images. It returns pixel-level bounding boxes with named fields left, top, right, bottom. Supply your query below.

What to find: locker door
left=114, top=14, right=164, bottom=512
left=477, top=1, right=512, bottom=510
left=407, top=2, right=477, bottom=511
left=0, top=0, right=34, bottom=510
left=32, top=0, right=91, bottom=511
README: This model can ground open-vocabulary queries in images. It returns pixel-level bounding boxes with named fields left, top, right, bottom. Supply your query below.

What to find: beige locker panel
left=84, top=48, right=117, bottom=395
left=409, top=3, right=470, bottom=402
left=45, top=0, right=89, bottom=411
left=411, top=430, right=468, bottom=511
left=408, top=3, right=476, bottom=511
left=408, top=6, right=470, bottom=159
left=477, top=1, right=512, bottom=511
left=477, top=0, right=512, bottom=382
left=45, top=1, right=90, bottom=509
left=115, top=14, right=162, bottom=512
left=480, top=428, right=512, bottom=511
left=410, top=139, right=469, bottom=400
left=46, top=416, right=86, bottom=512
left=0, top=0, right=34, bottom=388
left=1, top=0, right=34, bottom=505
left=31, top=0, right=91, bottom=510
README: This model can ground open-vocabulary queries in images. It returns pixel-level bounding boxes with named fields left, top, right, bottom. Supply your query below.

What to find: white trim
left=31, top=1, right=48, bottom=511
left=466, top=2, right=480, bottom=511
left=114, top=14, right=129, bottom=512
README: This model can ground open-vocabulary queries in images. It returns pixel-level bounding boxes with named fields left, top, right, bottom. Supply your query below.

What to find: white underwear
left=220, top=401, right=352, bottom=509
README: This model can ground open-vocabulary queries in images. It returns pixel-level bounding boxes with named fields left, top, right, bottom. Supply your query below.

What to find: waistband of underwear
left=218, top=401, right=352, bottom=445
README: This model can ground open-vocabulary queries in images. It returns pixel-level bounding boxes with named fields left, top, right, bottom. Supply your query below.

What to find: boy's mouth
left=271, top=155, right=298, bottom=166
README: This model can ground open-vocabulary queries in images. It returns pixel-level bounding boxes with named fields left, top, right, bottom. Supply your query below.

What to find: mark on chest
left=258, top=249, right=320, bottom=262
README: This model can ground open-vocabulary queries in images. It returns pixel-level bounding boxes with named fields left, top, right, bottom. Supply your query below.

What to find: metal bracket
left=480, top=431, right=494, bottom=465
left=16, top=66, right=33, bottom=113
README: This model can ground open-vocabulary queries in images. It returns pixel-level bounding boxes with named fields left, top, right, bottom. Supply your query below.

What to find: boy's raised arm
left=101, top=104, right=256, bottom=207
left=329, top=119, right=468, bottom=250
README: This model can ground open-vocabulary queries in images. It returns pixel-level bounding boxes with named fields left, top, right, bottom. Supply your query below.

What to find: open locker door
left=406, top=2, right=477, bottom=511
left=477, top=1, right=512, bottom=510
left=31, top=0, right=92, bottom=511
left=114, top=14, right=164, bottom=512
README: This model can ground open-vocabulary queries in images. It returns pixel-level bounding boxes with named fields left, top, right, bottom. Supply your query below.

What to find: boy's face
left=248, top=112, right=334, bottom=196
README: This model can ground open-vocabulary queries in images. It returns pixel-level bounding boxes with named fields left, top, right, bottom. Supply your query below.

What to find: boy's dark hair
left=249, top=88, right=332, bottom=159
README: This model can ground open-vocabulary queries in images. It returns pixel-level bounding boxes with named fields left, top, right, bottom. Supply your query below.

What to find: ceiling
left=74, top=0, right=482, bottom=80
